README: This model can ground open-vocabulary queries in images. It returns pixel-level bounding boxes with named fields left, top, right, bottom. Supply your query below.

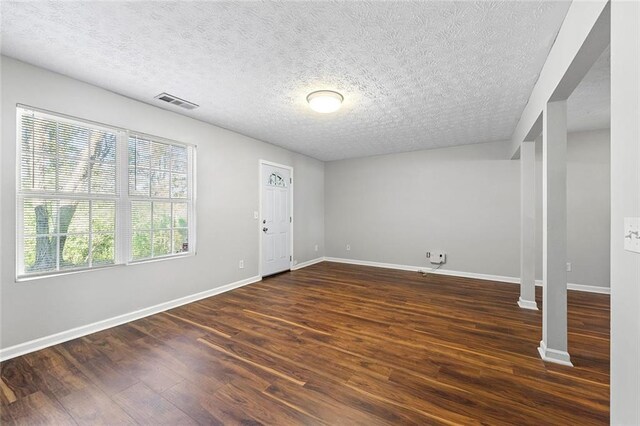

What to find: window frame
left=15, top=105, right=197, bottom=281
left=126, top=131, right=196, bottom=264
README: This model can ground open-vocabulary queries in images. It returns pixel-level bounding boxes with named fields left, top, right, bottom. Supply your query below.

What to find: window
left=16, top=106, right=195, bottom=278
left=128, top=135, right=191, bottom=260
left=268, top=172, right=286, bottom=187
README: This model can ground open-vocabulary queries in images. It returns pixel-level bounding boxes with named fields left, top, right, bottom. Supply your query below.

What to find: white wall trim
left=0, top=275, right=261, bottom=362
left=291, top=257, right=324, bottom=271
left=324, top=256, right=423, bottom=273
left=518, top=297, right=540, bottom=310
left=534, top=280, right=610, bottom=295
left=538, top=340, right=573, bottom=367
left=320, top=257, right=610, bottom=294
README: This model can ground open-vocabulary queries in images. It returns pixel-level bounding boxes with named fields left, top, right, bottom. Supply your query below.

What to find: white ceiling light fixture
left=307, top=90, right=344, bottom=113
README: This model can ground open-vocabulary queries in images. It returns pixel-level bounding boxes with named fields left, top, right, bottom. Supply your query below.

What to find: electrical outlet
left=314, top=244, right=318, bottom=252
left=239, top=260, right=244, bottom=269
left=624, top=217, right=640, bottom=253
left=429, top=250, right=446, bottom=264
left=566, top=262, right=572, bottom=272
left=346, top=244, right=351, bottom=251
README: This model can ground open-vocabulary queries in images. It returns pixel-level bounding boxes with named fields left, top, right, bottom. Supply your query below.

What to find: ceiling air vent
left=154, top=92, right=199, bottom=110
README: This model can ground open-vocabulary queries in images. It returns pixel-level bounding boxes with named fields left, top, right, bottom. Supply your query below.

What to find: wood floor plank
left=0, top=377, right=18, bottom=404
left=161, top=380, right=226, bottom=426
left=213, top=381, right=323, bottom=425
left=0, top=357, right=47, bottom=403
left=0, top=262, right=610, bottom=425
left=56, top=346, right=138, bottom=396
left=57, top=384, right=137, bottom=425
left=1, top=391, right=76, bottom=425
left=263, top=378, right=389, bottom=426
left=163, top=312, right=233, bottom=338
left=197, top=337, right=307, bottom=386
left=112, top=382, right=197, bottom=425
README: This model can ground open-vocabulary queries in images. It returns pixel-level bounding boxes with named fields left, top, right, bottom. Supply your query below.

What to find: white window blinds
left=18, top=109, right=119, bottom=275
left=128, top=135, right=192, bottom=260
left=17, top=106, right=195, bottom=279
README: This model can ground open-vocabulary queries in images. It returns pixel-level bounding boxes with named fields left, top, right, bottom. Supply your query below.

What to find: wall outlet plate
left=429, top=250, right=446, bottom=264
left=624, top=217, right=640, bottom=253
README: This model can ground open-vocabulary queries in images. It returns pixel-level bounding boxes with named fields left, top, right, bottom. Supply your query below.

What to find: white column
left=611, top=1, right=640, bottom=422
left=538, top=100, right=572, bottom=366
left=519, top=140, right=538, bottom=310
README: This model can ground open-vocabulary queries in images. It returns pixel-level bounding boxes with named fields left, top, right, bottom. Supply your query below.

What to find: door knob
left=262, top=227, right=268, bottom=232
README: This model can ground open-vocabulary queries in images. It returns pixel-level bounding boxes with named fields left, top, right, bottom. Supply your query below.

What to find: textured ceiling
left=2, top=1, right=580, bottom=161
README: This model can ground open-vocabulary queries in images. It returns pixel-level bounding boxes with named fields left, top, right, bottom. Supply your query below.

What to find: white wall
left=610, top=1, right=640, bottom=423
left=325, top=141, right=521, bottom=277
left=535, top=129, right=611, bottom=287
left=0, top=57, right=324, bottom=351
left=325, top=134, right=610, bottom=287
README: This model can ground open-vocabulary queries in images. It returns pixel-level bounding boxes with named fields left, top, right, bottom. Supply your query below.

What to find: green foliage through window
left=17, top=107, right=194, bottom=278
left=129, top=134, right=190, bottom=261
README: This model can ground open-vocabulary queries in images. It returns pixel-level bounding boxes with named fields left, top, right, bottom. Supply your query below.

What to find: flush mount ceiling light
left=306, top=90, right=344, bottom=113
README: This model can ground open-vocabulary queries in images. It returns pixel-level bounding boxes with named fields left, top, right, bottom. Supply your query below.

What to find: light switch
left=253, top=211, right=259, bottom=219
left=624, top=217, right=640, bottom=253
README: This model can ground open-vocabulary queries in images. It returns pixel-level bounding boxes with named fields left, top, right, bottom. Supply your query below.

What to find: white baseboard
left=291, top=257, right=324, bottom=271
left=0, top=275, right=261, bottom=362
left=535, top=280, right=610, bottom=295
left=323, top=256, right=525, bottom=283
left=324, top=256, right=422, bottom=272
left=538, top=340, right=573, bottom=367
left=321, top=257, right=610, bottom=294
left=518, top=297, right=539, bottom=310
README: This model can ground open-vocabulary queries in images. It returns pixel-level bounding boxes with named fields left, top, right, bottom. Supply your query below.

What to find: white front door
left=261, top=163, right=291, bottom=276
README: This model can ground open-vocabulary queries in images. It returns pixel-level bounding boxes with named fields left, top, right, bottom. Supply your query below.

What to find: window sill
left=127, top=252, right=195, bottom=266
left=16, top=263, right=125, bottom=282
left=16, top=252, right=196, bottom=282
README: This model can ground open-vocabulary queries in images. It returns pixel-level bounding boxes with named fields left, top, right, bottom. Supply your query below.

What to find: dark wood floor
left=1, top=262, right=609, bottom=425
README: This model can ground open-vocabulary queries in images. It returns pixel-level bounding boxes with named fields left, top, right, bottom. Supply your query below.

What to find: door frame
left=258, top=159, right=294, bottom=278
